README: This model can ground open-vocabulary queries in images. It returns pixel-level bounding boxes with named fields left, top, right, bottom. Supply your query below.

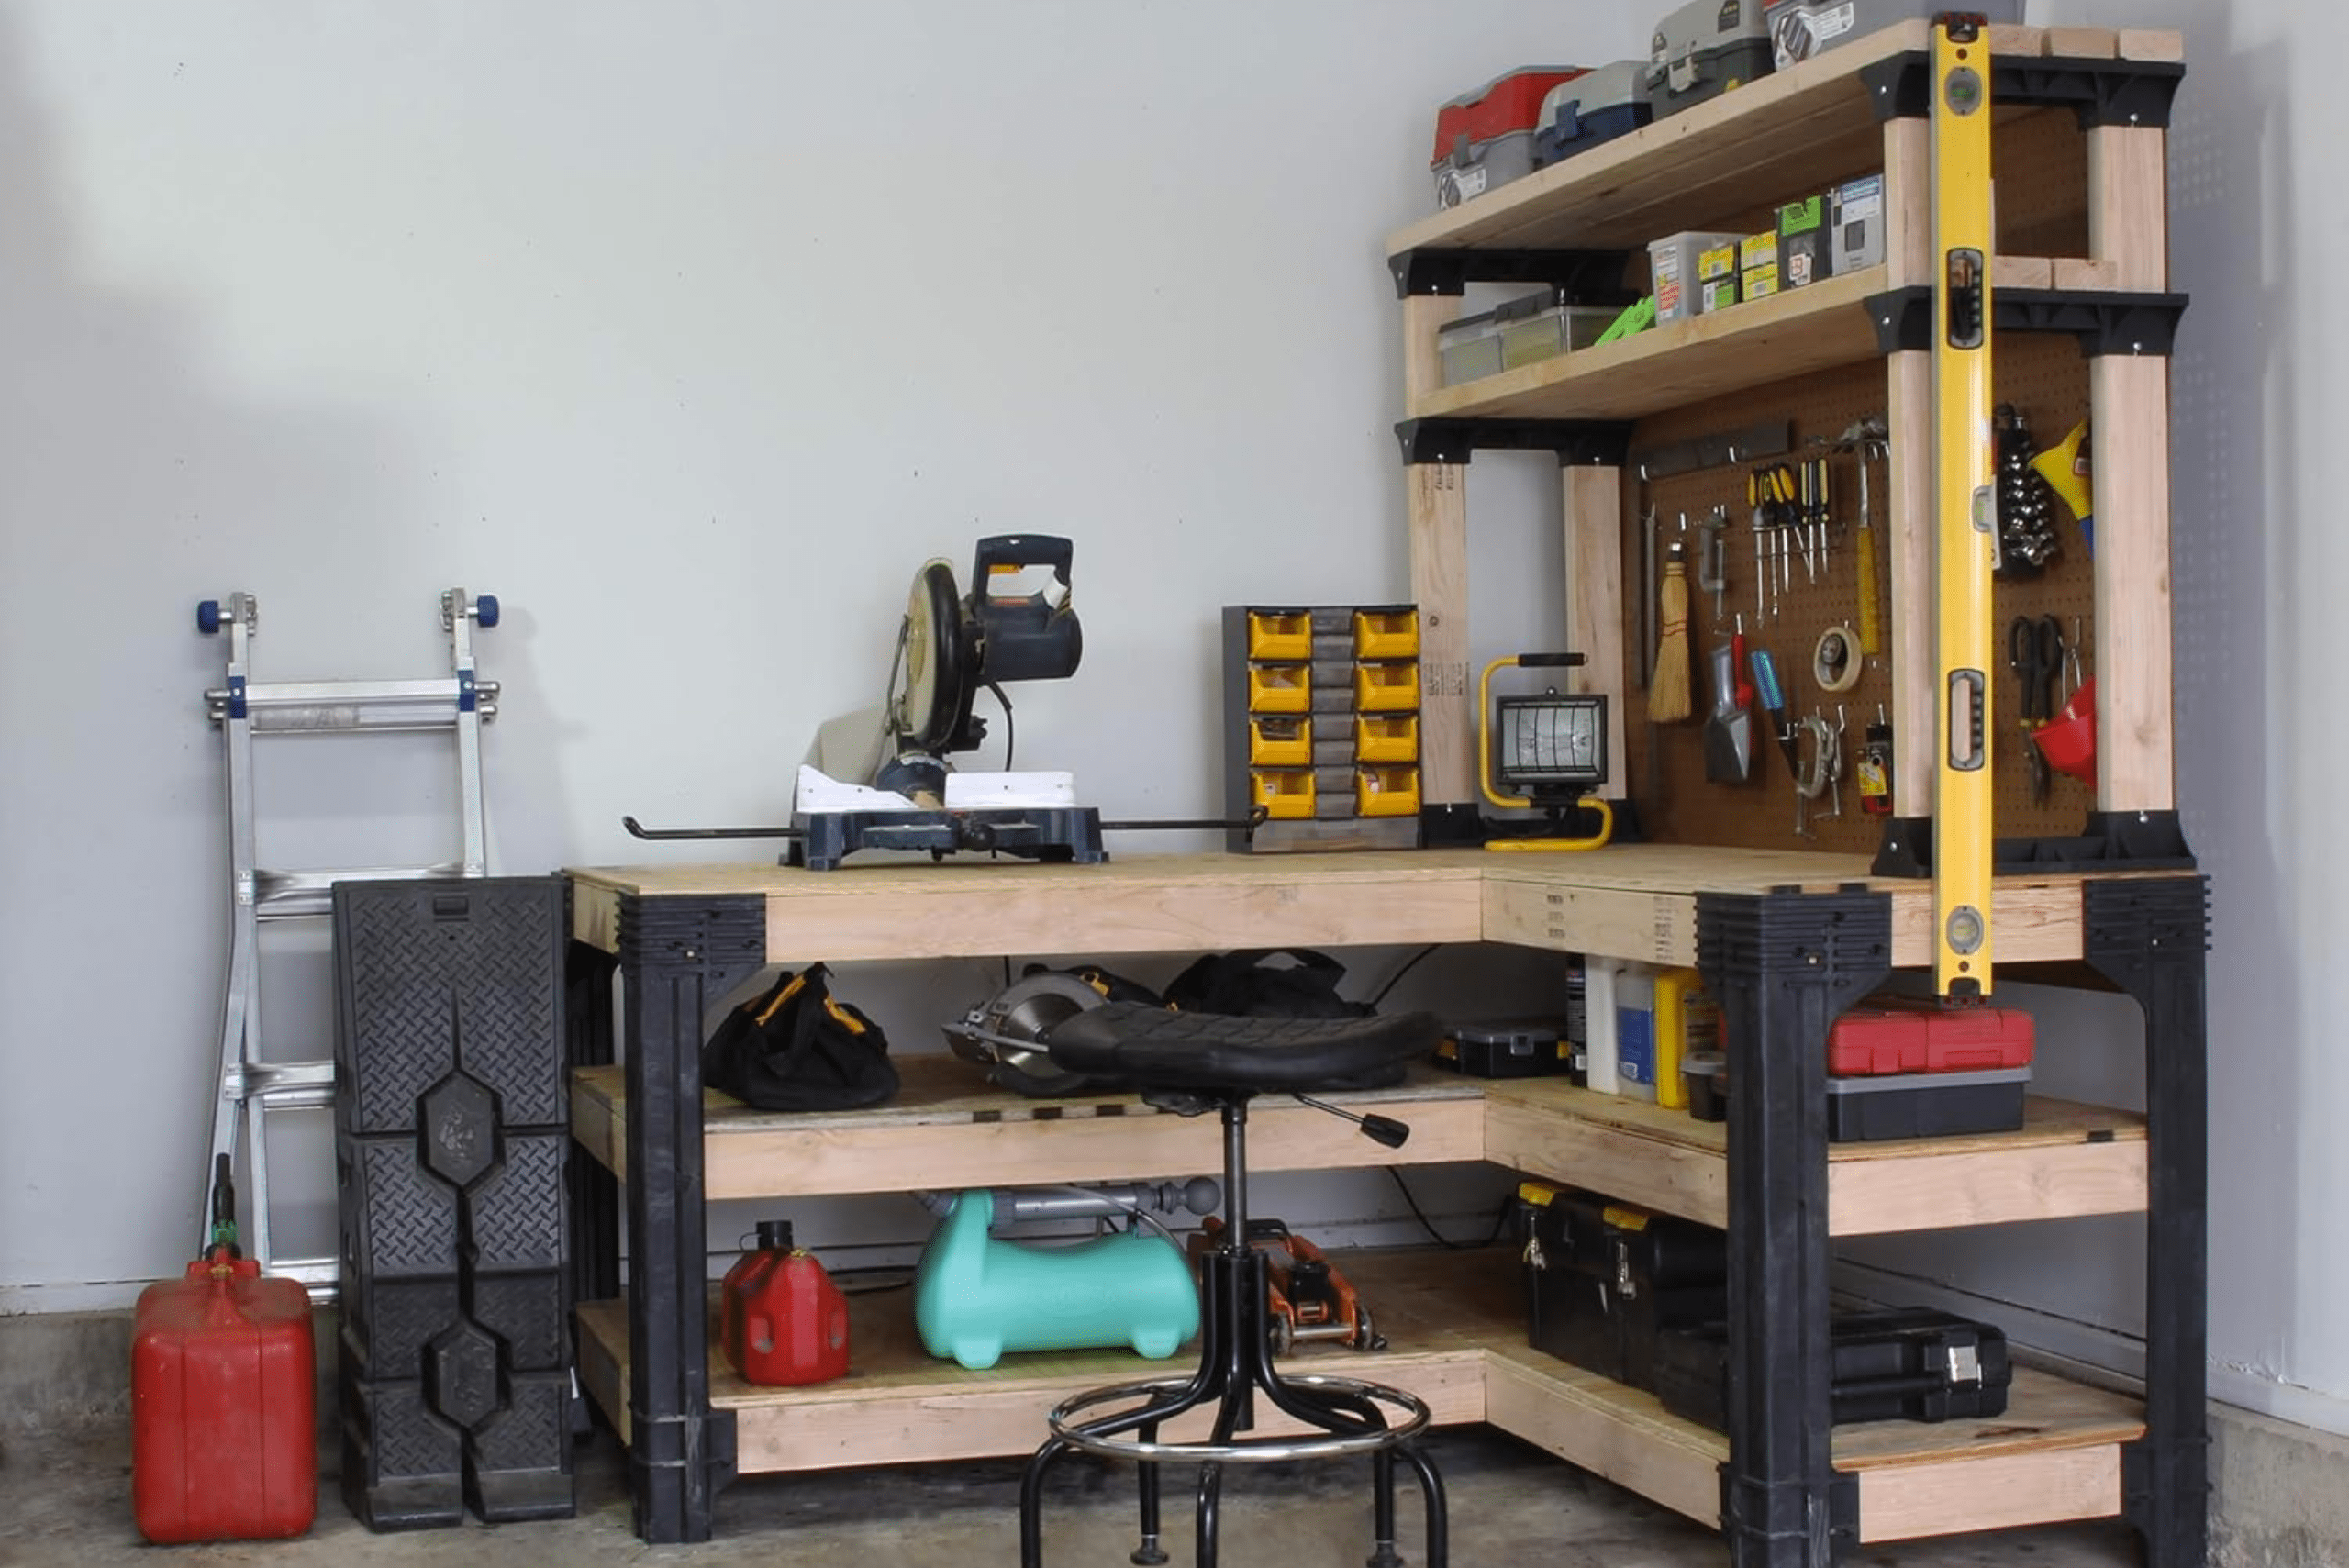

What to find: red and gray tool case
left=1650, top=0, right=1774, bottom=117
left=1431, top=67, right=1587, bottom=208
left=1533, top=60, right=1654, bottom=167
left=1765, top=0, right=2021, bottom=70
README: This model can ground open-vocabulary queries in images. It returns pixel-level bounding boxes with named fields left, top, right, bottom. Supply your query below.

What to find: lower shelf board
left=578, top=1247, right=2144, bottom=1544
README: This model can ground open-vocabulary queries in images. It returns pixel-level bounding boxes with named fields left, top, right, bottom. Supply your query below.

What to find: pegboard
left=1614, top=331, right=2099, bottom=857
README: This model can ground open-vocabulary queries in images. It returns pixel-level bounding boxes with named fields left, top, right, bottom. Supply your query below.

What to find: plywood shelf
left=576, top=1045, right=2145, bottom=1231
left=577, top=1245, right=2142, bottom=1542
left=1485, top=1079, right=2147, bottom=1237
left=1386, top=24, right=1935, bottom=257
left=571, top=1056, right=1488, bottom=1202
left=1411, top=265, right=1892, bottom=424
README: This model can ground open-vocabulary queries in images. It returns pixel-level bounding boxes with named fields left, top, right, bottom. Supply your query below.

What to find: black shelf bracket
left=1870, top=809, right=2196, bottom=879
left=1863, top=49, right=2184, bottom=128
left=1698, top=886, right=1892, bottom=1567
left=1865, top=286, right=2189, bottom=359
left=1395, top=417, right=1634, bottom=468
left=1389, top=247, right=1637, bottom=302
left=2084, top=875, right=2211, bottom=1568
left=614, top=892, right=768, bottom=1543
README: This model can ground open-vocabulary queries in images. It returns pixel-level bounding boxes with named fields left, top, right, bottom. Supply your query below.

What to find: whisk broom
left=1649, top=539, right=1694, bottom=723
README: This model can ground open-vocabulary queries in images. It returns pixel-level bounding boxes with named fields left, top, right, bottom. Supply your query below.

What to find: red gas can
left=720, top=1220, right=851, bottom=1386
left=131, top=1248, right=317, bottom=1542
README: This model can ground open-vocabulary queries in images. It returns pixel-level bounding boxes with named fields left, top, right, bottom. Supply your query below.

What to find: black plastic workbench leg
left=2087, top=876, right=2211, bottom=1568
left=1699, top=888, right=1890, bottom=1568
left=616, top=892, right=766, bottom=1544
left=566, top=940, right=621, bottom=1313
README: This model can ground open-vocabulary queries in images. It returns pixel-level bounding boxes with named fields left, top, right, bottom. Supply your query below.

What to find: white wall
left=0, top=2, right=1653, bottom=1308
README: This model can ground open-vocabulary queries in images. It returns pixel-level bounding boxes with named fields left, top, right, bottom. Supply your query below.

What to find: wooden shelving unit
left=1366, top=17, right=2200, bottom=1568
left=561, top=21, right=2203, bottom=1566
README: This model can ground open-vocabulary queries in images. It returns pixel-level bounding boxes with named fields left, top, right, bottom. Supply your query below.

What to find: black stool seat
left=1041, top=1004, right=1442, bottom=1094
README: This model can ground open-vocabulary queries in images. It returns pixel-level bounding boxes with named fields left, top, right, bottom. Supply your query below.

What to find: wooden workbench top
left=564, top=844, right=2163, bottom=969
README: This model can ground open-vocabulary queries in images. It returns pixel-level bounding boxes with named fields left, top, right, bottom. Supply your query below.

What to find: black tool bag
left=703, top=964, right=899, bottom=1112
left=1163, top=949, right=1405, bottom=1089
left=1164, top=948, right=1371, bottom=1018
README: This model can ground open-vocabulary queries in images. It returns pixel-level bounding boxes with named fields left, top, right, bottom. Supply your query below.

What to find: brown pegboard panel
left=1993, top=106, right=2091, bottom=260
left=1616, top=332, right=2098, bottom=855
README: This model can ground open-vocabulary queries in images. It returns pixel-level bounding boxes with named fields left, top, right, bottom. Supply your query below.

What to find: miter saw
left=791, top=535, right=1108, bottom=872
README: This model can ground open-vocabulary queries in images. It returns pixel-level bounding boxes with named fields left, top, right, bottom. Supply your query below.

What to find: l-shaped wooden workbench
left=561, top=846, right=2207, bottom=1564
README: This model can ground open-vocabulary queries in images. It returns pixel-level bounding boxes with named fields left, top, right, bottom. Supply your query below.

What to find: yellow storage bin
left=1353, top=662, right=1419, bottom=713
left=1353, top=609, right=1419, bottom=661
left=1252, top=770, right=1316, bottom=820
left=1248, top=664, right=1310, bottom=714
left=1249, top=717, right=1312, bottom=767
left=1353, top=715, right=1418, bottom=763
left=1247, top=612, right=1312, bottom=662
left=1357, top=765, right=1420, bottom=817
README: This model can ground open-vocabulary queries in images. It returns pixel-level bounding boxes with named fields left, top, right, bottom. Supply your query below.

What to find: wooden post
left=1409, top=464, right=1475, bottom=807
left=1883, top=117, right=1932, bottom=291
left=2088, top=126, right=2168, bottom=291
left=1402, top=292, right=1461, bottom=413
left=2088, top=354, right=2175, bottom=813
left=1562, top=465, right=1628, bottom=797
left=1886, top=350, right=1936, bottom=820
left=1402, top=292, right=1475, bottom=807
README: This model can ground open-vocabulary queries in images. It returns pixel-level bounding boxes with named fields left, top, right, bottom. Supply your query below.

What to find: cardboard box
left=1831, top=173, right=1886, bottom=274
left=1778, top=195, right=1830, bottom=288
left=1698, top=240, right=1741, bottom=313
left=1739, top=230, right=1780, bottom=302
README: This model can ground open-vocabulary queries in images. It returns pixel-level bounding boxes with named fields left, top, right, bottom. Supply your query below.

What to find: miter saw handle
left=974, top=533, right=1073, bottom=586
left=968, top=534, right=1082, bottom=684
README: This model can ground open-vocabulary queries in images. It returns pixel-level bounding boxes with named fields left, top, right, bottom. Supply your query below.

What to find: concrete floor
left=1, top=1417, right=2145, bottom=1568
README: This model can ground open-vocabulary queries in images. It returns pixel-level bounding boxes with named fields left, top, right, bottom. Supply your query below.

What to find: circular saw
left=943, top=971, right=1117, bottom=1097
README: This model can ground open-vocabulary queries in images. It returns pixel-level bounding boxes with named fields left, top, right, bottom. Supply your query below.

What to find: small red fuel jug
left=720, top=1220, right=851, bottom=1385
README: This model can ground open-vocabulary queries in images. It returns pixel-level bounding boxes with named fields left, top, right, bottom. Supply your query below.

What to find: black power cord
left=1367, top=944, right=1439, bottom=1009
left=1386, top=1167, right=1515, bottom=1251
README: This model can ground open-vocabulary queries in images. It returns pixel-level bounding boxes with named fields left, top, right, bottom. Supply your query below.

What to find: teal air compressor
left=912, top=1187, right=1207, bottom=1371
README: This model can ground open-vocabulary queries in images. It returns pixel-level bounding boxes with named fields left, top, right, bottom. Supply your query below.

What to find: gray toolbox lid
left=1540, top=59, right=1652, bottom=130
left=1651, top=0, right=1771, bottom=87
left=1825, top=1065, right=2032, bottom=1096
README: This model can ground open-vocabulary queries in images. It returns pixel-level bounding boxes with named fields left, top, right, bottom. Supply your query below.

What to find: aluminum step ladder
left=198, top=587, right=502, bottom=1293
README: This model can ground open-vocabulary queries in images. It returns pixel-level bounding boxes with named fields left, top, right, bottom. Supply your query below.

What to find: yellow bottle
left=1653, top=968, right=1720, bottom=1112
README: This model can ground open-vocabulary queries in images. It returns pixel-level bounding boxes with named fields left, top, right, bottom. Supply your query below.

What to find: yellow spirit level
left=1932, top=14, right=1996, bottom=1000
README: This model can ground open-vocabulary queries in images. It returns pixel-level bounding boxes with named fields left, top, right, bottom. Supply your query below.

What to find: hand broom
left=1649, top=539, right=1694, bottom=722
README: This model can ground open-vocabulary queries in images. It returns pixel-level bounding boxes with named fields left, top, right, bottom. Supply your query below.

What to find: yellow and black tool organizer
left=1221, top=605, right=1423, bottom=853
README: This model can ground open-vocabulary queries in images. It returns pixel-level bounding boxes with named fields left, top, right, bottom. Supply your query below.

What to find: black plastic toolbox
left=1516, top=1184, right=1726, bottom=1390
left=1653, top=1307, right=2013, bottom=1430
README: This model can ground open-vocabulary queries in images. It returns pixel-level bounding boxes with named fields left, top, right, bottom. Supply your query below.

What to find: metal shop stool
left=1014, top=1006, right=1449, bottom=1568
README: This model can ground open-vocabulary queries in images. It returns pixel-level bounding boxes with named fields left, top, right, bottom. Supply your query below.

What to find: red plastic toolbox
left=1431, top=67, right=1587, bottom=206
left=1829, top=999, right=2035, bottom=1076
left=133, top=1251, right=317, bottom=1543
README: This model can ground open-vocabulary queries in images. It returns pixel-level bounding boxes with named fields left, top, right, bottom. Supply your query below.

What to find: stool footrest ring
left=1047, top=1373, right=1432, bottom=1463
